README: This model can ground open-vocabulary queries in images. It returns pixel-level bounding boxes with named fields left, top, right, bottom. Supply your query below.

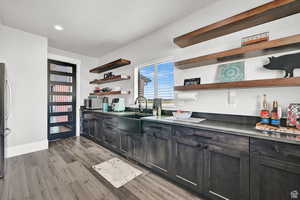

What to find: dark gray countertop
left=141, top=116, right=300, bottom=145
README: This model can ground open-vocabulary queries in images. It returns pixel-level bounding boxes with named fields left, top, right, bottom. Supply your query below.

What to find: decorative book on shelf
left=90, top=59, right=131, bottom=73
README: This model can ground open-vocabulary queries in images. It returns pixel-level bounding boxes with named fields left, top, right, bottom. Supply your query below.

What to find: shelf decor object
left=90, top=59, right=131, bottom=73
left=90, top=91, right=130, bottom=96
left=174, top=0, right=300, bottom=48
left=287, top=104, right=300, bottom=128
left=241, top=32, right=269, bottom=46
left=90, top=75, right=130, bottom=85
left=216, top=61, right=245, bottom=83
left=174, top=77, right=300, bottom=91
left=175, top=34, right=300, bottom=70
left=263, top=52, right=300, bottom=78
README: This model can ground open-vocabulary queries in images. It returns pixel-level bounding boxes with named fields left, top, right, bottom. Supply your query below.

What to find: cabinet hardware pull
left=273, top=145, right=280, bottom=153
left=149, top=126, right=162, bottom=130
left=192, top=134, right=213, bottom=140
left=209, top=191, right=230, bottom=200
left=197, top=144, right=208, bottom=151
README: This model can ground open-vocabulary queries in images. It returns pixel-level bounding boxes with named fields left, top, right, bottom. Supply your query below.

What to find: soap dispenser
left=153, top=98, right=162, bottom=116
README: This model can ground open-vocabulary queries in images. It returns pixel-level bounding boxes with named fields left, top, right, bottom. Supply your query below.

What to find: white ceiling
left=0, top=0, right=216, bottom=57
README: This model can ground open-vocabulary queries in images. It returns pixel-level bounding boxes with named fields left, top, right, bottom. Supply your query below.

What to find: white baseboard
left=6, top=140, right=49, bottom=158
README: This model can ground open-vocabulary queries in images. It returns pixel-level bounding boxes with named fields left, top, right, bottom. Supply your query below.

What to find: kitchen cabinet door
left=251, top=155, right=300, bottom=200
left=82, top=119, right=89, bottom=136
left=250, top=138, right=300, bottom=200
left=119, top=130, right=131, bottom=157
left=173, top=137, right=205, bottom=192
left=144, top=123, right=172, bottom=175
left=204, top=145, right=249, bottom=200
left=146, top=133, right=170, bottom=174
left=102, top=117, right=119, bottom=151
left=131, top=134, right=145, bottom=164
left=82, top=113, right=95, bottom=138
left=172, top=127, right=207, bottom=192
left=94, top=117, right=103, bottom=142
left=87, top=119, right=95, bottom=138
left=103, top=128, right=119, bottom=150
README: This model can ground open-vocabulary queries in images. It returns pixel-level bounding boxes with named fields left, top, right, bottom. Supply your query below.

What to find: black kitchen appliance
left=0, top=63, right=11, bottom=179
left=84, top=97, right=102, bottom=110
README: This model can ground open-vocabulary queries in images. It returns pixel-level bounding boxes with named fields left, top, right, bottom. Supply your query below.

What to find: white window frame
left=134, top=56, right=176, bottom=108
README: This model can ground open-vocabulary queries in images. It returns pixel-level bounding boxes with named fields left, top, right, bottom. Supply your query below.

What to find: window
left=138, top=61, right=174, bottom=104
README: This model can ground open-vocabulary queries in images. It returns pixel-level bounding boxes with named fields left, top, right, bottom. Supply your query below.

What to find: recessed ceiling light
left=54, top=25, right=64, bottom=31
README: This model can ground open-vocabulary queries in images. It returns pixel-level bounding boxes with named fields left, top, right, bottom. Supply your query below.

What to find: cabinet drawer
left=250, top=138, right=300, bottom=163
left=143, top=122, right=171, bottom=138
left=173, top=126, right=207, bottom=148
left=103, top=117, right=118, bottom=128
left=208, top=131, right=249, bottom=152
left=175, top=126, right=249, bottom=152
left=83, top=113, right=95, bottom=120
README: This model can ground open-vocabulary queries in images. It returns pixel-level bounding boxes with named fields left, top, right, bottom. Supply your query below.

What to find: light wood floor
left=0, top=137, right=204, bottom=200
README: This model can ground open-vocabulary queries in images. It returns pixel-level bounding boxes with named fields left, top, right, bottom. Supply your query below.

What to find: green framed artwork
left=216, top=61, right=245, bottom=83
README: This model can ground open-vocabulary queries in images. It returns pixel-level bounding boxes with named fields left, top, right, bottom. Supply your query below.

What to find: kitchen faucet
left=135, top=96, right=148, bottom=113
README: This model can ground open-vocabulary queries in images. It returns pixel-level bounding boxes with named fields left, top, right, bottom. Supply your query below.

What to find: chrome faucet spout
left=135, top=96, right=148, bottom=112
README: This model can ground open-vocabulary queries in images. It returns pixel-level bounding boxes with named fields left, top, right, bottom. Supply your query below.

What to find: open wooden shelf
left=90, top=59, right=131, bottom=73
left=90, top=91, right=130, bottom=96
left=174, top=0, right=300, bottom=48
left=175, top=34, right=300, bottom=69
left=90, top=76, right=130, bottom=85
left=174, top=77, right=300, bottom=91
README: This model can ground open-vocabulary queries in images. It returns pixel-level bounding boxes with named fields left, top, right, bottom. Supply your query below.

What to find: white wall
left=0, top=25, right=48, bottom=156
left=0, top=27, right=98, bottom=156
left=95, top=0, right=300, bottom=116
left=48, top=47, right=99, bottom=105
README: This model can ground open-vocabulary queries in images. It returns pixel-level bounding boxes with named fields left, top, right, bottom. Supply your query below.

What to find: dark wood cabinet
left=102, top=116, right=119, bottom=150
left=103, top=128, right=119, bottom=150
left=251, top=156, right=300, bottom=200
left=250, top=139, right=300, bottom=200
left=81, top=112, right=300, bottom=200
left=172, top=126, right=205, bottom=192
left=204, top=144, right=250, bottom=200
left=119, top=130, right=131, bottom=157
left=145, top=133, right=169, bottom=173
left=94, top=117, right=104, bottom=142
left=82, top=115, right=96, bottom=138
left=88, top=119, right=95, bottom=138
left=82, top=119, right=89, bottom=136
left=130, top=134, right=145, bottom=163
left=144, top=122, right=172, bottom=174
left=82, top=113, right=96, bottom=137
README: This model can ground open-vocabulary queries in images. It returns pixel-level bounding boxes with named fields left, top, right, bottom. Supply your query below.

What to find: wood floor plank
left=0, top=137, right=203, bottom=200
left=67, top=162, right=119, bottom=200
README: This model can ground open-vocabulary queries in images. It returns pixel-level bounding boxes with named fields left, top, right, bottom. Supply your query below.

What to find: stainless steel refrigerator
left=0, top=63, right=11, bottom=179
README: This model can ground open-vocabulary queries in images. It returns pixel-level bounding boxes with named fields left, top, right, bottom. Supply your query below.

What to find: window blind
left=138, top=62, right=174, bottom=102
